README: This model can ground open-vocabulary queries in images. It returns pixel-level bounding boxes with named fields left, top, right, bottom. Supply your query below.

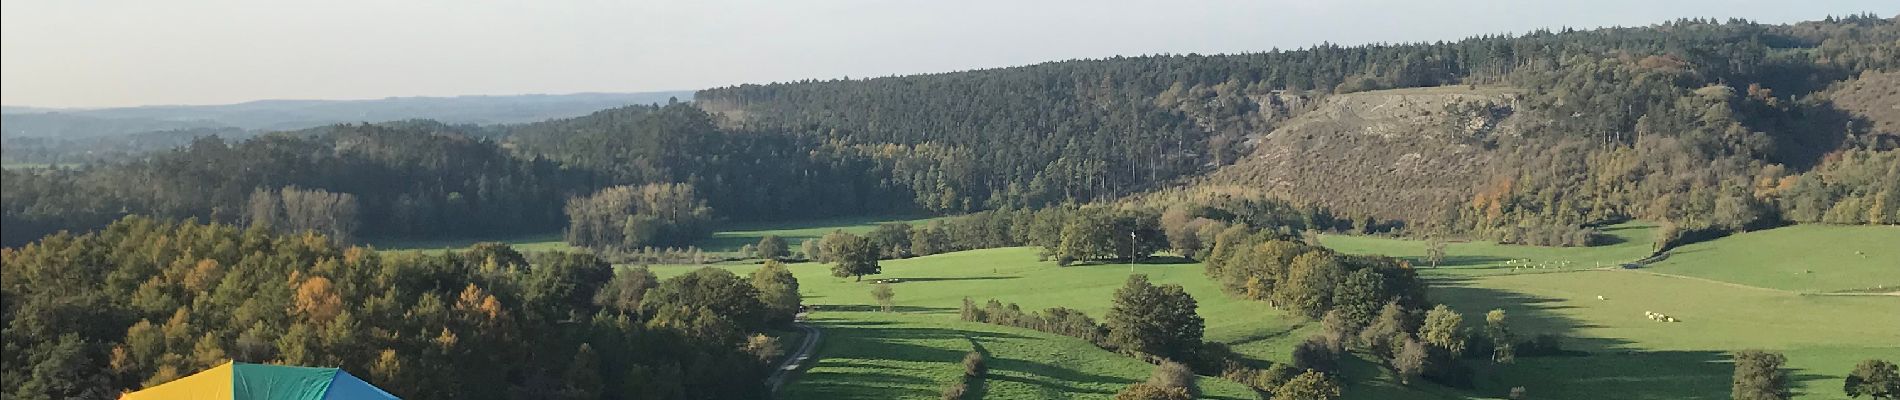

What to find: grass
left=1643, top=224, right=1900, bottom=293
left=696, top=214, right=944, bottom=252
left=654, top=247, right=1445, bottom=400
left=1318, top=221, right=1659, bottom=275
left=783, top=311, right=1261, bottom=400
left=1436, top=270, right=1900, bottom=399
left=1322, top=222, right=1900, bottom=400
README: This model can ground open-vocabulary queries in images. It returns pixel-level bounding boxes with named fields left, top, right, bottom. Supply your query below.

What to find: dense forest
left=2, top=122, right=581, bottom=246
left=1, top=217, right=796, bottom=399
left=698, top=15, right=1900, bottom=244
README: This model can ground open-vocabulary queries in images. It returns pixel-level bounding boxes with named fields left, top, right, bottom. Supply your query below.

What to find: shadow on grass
left=1421, top=275, right=1795, bottom=400
left=968, top=337, right=992, bottom=400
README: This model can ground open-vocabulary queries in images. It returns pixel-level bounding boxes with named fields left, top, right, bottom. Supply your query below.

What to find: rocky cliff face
left=1194, top=86, right=1529, bottom=222
left=1824, top=70, right=1900, bottom=149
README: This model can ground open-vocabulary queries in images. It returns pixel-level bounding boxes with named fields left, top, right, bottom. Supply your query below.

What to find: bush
left=1147, top=361, right=1196, bottom=391
left=1291, top=335, right=1342, bottom=374
left=1114, top=383, right=1192, bottom=400
left=939, top=382, right=967, bottom=400
left=962, top=351, right=987, bottom=377
left=1515, top=333, right=1564, bottom=357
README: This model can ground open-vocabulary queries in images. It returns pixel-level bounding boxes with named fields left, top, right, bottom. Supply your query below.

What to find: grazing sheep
left=1597, top=295, right=1606, bottom=300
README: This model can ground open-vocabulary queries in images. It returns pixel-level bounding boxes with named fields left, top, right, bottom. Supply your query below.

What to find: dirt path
left=767, top=313, right=822, bottom=396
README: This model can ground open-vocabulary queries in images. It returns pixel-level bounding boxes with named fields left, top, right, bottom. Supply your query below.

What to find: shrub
left=939, top=382, right=967, bottom=400
left=1515, top=333, right=1564, bottom=357
left=1148, top=361, right=1196, bottom=391
left=962, top=351, right=987, bottom=377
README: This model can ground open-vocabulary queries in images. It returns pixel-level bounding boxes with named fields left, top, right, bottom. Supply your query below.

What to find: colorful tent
left=121, top=361, right=399, bottom=400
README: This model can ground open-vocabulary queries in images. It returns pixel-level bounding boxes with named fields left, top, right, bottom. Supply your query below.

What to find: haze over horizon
left=3, top=0, right=1891, bottom=108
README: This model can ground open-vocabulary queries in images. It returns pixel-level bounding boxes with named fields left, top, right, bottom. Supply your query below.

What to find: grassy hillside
left=442, top=217, right=1892, bottom=399
left=652, top=247, right=1442, bottom=400
left=1436, top=269, right=1899, bottom=399
left=1316, top=223, right=1900, bottom=400
left=1643, top=224, right=1900, bottom=293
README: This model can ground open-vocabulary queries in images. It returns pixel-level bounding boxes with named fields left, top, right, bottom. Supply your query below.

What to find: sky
left=2, top=0, right=1893, bottom=108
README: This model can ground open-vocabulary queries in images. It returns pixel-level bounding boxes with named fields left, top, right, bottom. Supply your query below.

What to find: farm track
left=767, top=313, right=822, bottom=397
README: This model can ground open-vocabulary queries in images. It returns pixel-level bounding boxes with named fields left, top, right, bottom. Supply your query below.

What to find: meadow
left=400, top=217, right=1894, bottom=399
left=1641, top=224, right=1900, bottom=293
left=1317, top=222, right=1659, bottom=274
left=646, top=219, right=1896, bottom=399
left=1328, top=222, right=1900, bottom=400
left=651, top=247, right=1438, bottom=400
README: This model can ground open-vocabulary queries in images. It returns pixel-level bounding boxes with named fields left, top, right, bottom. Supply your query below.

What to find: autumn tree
left=822, top=231, right=882, bottom=281
left=756, top=235, right=789, bottom=260
left=1277, top=252, right=1344, bottom=318
left=594, top=266, right=659, bottom=315
left=1393, top=337, right=1429, bottom=385
left=1485, top=309, right=1516, bottom=364
left=642, top=268, right=767, bottom=342
left=1733, top=350, right=1790, bottom=400
left=564, top=183, right=715, bottom=250
left=749, top=260, right=802, bottom=325
left=1420, top=305, right=1468, bottom=358
left=1845, top=359, right=1900, bottom=399
left=1105, top=274, right=1204, bottom=360
left=871, top=282, right=896, bottom=312
left=1272, top=370, right=1342, bottom=400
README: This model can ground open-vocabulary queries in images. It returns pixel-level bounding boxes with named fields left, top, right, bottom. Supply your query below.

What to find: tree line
left=2, top=122, right=581, bottom=247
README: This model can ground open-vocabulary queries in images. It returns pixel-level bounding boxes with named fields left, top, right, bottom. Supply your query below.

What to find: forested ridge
left=8, top=16, right=1896, bottom=250
left=3, top=121, right=581, bottom=246
left=698, top=15, right=1900, bottom=243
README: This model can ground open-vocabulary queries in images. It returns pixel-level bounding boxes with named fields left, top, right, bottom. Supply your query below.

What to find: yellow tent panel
left=121, top=362, right=235, bottom=400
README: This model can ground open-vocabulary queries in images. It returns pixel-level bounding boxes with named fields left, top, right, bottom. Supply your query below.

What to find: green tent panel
left=122, top=361, right=399, bottom=400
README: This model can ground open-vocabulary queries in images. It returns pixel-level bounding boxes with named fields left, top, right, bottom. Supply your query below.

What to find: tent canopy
left=121, top=361, right=398, bottom=400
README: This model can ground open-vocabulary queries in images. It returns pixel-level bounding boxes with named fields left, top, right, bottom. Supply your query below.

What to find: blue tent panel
left=320, top=371, right=399, bottom=400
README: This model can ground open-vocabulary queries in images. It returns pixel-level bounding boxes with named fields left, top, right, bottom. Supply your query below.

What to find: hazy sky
left=2, top=1, right=1892, bottom=108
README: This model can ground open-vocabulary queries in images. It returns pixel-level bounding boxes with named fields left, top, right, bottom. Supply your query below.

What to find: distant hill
left=1, top=91, right=692, bottom=138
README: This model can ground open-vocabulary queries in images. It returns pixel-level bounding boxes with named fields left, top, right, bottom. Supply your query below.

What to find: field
left=1318, top=222, right=1659, bottom=274
left=653, top=247, right=1448, bottom=400
left=694, top=214, right=943, bottom=252
left=1642, top=224, right=1900, bottom=293
left=1324, top=223, right=1900, bottom=400
left=1435, top=269, right=1899, bottom=399
left=509, top=217, right=1891, bottom=399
